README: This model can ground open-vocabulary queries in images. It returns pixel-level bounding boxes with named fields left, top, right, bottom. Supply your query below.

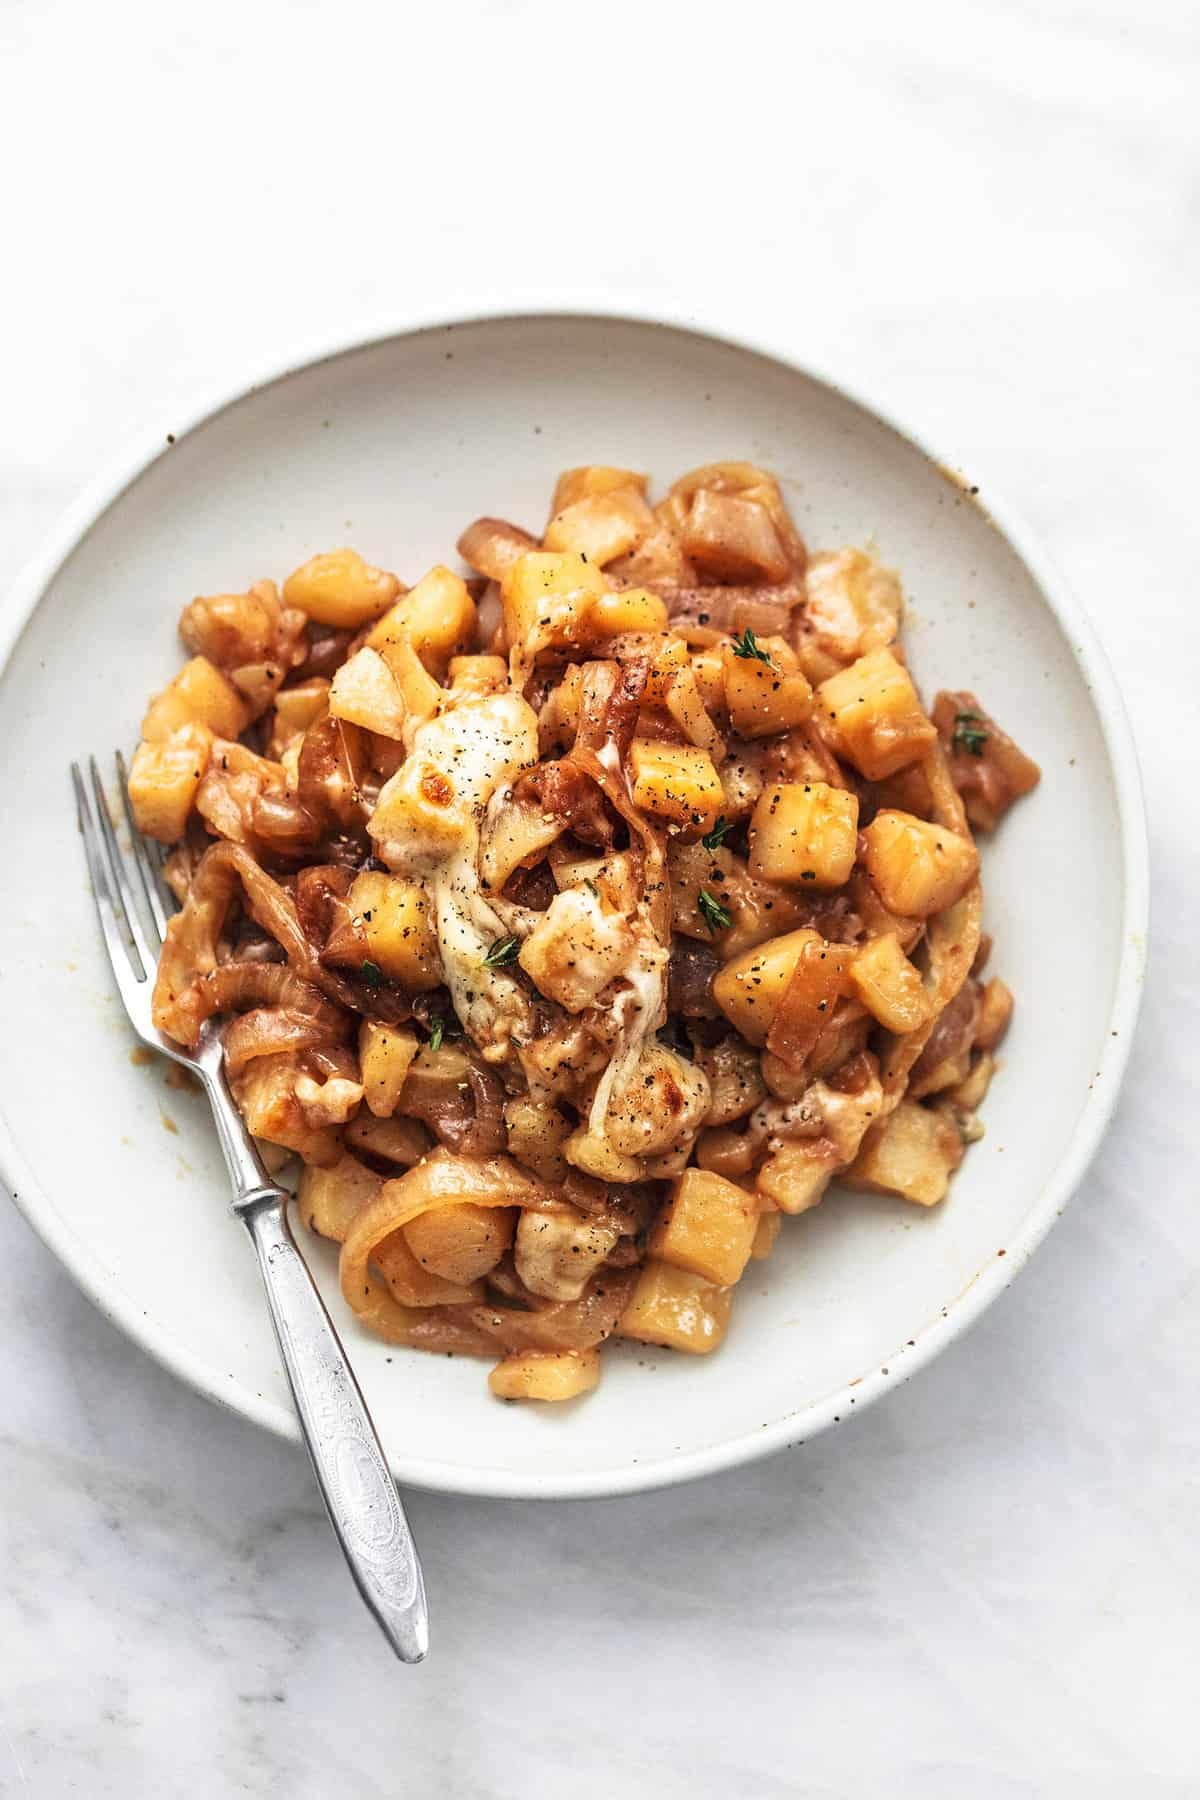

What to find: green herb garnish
left=702, top=815, right=732, bottom=851
left=952, top=711, right=989, bottom=757
left=730, top=627, right=772, bottom=665
left=482, top=934, right=521, bottom=968
left=360, top=960, right=383, bottom=989
left=583, top=877, right=600, bottom=898
left=697, top=889, right=733, bottom=933
left=427, top=1017, right=445, bottom=1053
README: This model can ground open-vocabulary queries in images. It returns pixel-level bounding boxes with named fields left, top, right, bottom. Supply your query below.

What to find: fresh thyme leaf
left=697, top=889, right=733, bottom=933
left=730, top=627, right=772, bottom=665
left=702, top=815, right=732, bottom=851
left=360, top=960, right=383, bottom=989
left=953, top=711, right=989, bottom=757
left=482, top=934, right=521, bottom=968
left=428, top=1017, right=444, bottom=1053
left=584, top=877, right=600, bottom=898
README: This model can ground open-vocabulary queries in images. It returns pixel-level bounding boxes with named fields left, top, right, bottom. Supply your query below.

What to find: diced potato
left=695, top=1128, right=757, bottom=1178
left=946, top=1050, right=995, bottom=1111
left=282, top=548, right=400, bottom=628
left=347, top=871, right=442, bottom=991
left=664, top=666, right=722, bottom=754
left=629, top=738, right=723, bottom=833
left=802, top=547, right=903, bottom=671
left=271, top=678, right=331, bottom=740
left=357, top=1021, right=420, bottom=1118
left=518, top=886, right=634, bottom=1012
left=815, top=647, right=936, bottom=779
left=500, top=550, right=606, bottom=654
left=748, top=781, right=858, bottom=888
left=618, top=1261, right=733, bottom=1355
left=750, top=1212, right=782, bottom=1260
left=298, top=1151, right=382, bottom=1241
left=544, top=489, right=655, bottom=566
left=975, top=976, right=1014, bottom=1050
left=849, top=933, right=933, bottom=1033
left=693, top=1034, right=766, bottom=1125
left=713, top=926, right=844, bottom=1048
left=456, top=518, right=539, bottom=583
left=692, top=648, right=726, bottom=715
left=367, top=629, right=443, bottom=724
left=845, top=1097, right=964, bottom=1206
left=586, top=587, right=671, bottom=638
left=722, top=637, right=812, bottom=739
left=344, top=1113, right=428, bottom=1168
left=514, top=1204, right=618, bottom=1302
left=404, top=1202, right=515, bottom=1284
left=682, top=489, right=790, bottom=584
left=127, top=724, right=212, bottom=842
left=503, top=1096, right=572, bottom=1182
left=755, top=1142, right=837, bottom=1214
left=861, top=809, right=979, bottom=918
left=764, top=933, right=855, bottom=1069
left=142, top=655, right=249, bottom=742
left=368, top=565, right=476, bottom=676
left=447, top=653, right=508, bottom=695
left=328, top=646, right=407, bottom=739
left=488, top=1348, right=601, bottom=1402
left=552, top=466, right=648, bottom=512
left=372, top=1226, right=480, bottom=1307
left=648, top=1167, right=759, bottom=1286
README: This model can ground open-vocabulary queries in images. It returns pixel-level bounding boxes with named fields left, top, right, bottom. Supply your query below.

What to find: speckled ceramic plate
left=0, top=311, right=1148, bottom=1498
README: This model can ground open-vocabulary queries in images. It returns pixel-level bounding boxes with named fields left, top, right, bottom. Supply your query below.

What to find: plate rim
left=0, top=304, right=1150, bottom=1499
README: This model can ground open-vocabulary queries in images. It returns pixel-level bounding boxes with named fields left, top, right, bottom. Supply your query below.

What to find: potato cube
left=617, top=1261, right=733, bottom=1354
left=695, top=1127, right=757, bottom=1179
left=861, top=809, right=979, bottom=918
left=368, top=564, right=476, bottom=676
left=713, top=926, right=845, bottom=1048
left=500, top=550, right=606, bottom=653
left=344, top=1112, right=427, bottom=1166
left=347, top=871, right=441, bottom=991
left=586, top=587, right=671, bottom=638
left=975, top=976, right=1014, bottom=1050
left=357, top=1021, right=420, bottom=1117
left=683, top=489, right=790, bottom=584
left=552, top=466, right=648, bottom=511
left=544, top=489, right=655, bottom=566
left=849, top=932, right=933, bottom=1032
left=488, top=1348, right=601, bottom=1402
left=142, top=655, right=248, bottom=742
left=514, top=1205, right=618, bottom=1301
left=328, top=646, right=407, bottom=739
left=298, top=1151, right=382, bottom=1242
left=803, top=546, right=903, bottom=670
left=748, top=781, right=858, bottom=887
left=447, top=653, right=508, bottom=696
left=127, top=724, right=212, bottom=842
left=648, top=1167, right=759, bottom=1286
left=271, top=678, right=330, bottom=739
left=282, top=547, right=400, bottom=628
left=845, top=1098, right=964, bottom=1206
left=754, top=1141, right=837, bottom=1214
left=629, top=739, right=723, bottom=833
left=815, top=647, right=936, bottom=779
left=722, top=637, right=813, bottom=739
left=404, top=1202, right=514, bottom=1285
left=750, top=1212, right=782, bottom=1260
left=518, top=886, right=634, bottom=1012
left=371, top=1227, right=480, bottom=1307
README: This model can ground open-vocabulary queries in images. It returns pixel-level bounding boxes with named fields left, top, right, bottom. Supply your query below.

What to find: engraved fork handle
left=240, top=1194, right=428, bottom=1663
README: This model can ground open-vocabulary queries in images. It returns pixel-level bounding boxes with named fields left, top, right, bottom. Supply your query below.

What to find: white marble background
left=2, top=1, right=1199, bottom=1793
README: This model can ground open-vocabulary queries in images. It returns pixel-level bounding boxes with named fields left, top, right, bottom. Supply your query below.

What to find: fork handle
left=240, top=1195, right=428, bottom=1663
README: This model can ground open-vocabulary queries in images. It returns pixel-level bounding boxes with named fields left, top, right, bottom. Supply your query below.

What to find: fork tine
left=71, top=763, right=149, bottom=1000
left=87, top=755, right=157, bottom=980
left=114, top=748, right=171, bottom=941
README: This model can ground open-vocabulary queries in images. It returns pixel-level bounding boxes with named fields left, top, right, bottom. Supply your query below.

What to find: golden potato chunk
left=722, top=637, right=813, bottom=739
left=845, top=1098, right=964, bottom=1206
left=344, top=1113, right=427, bottom=1166
left=802, top=547, right=903, bottom=674
left=815, top=647, right=936, bottom=779
left=586, top=587, right=671, bottom=637
left=500, top=550, right=605, bottom=654
left=750, top=1213, right=782, bottom=1260
left=748, top=781, right=858, bottom=887
left=347, top=871, right=442, bottom=991
left=127, top=724, right=212, bottom=842
left=682, top=489, right=790, bottom=584
left=552, top=466, right=648, bottom=511
left=713, top=926, right=844, bottom=1048
left=861, top=809, right=979, bottom=918
left=648, top=1167, right=759, bottom=1287
left=488, top=1348, right=601, bottom=1402
left=282, top=548, right=400, bottom=628
left=618, top=1262, right=733, bottom=1355
left=403, top=1202, right=515, bottom=1285
left=368, top=564, right=476, bottom=676
left=848, top=933, right=933, bottom=1033
left=142, top=655, right=248, bottom=742
left=629, top=739, right=723, bottom=833
left=755, top=1141, right=837, bottom=1215
left=357, top=1021, right=420, bottom=1117
left=328, top=646, right=407, bottom=739
left=298, top=1151, right=382, bottom=1241
left=544, top=489, right=655, bottom=566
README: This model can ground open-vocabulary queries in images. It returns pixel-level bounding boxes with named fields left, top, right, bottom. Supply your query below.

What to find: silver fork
left=71, top=754, right=429, bottom=1664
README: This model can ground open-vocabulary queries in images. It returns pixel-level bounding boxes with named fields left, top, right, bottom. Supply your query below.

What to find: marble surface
left=2, top=0, right=1198, bottom=1793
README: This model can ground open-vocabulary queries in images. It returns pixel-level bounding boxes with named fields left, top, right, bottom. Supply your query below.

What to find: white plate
left=0, top=311, right=1147, bottom=1499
